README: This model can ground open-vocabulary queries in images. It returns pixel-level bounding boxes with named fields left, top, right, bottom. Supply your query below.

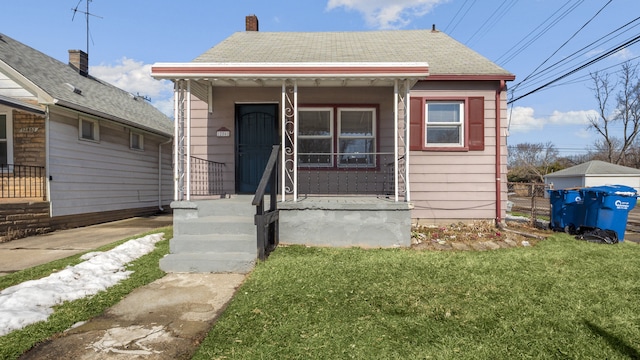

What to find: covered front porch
left=151, top=62, right=427, bottom=272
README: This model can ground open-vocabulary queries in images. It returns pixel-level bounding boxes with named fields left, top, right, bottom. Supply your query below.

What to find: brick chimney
left=68, top=49, right=89, bottom=76
left=246, top=15, right=259, bottom=31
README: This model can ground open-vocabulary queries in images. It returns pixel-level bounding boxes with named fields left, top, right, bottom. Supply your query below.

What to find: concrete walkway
left=0, top=213, right=173, bottom=276
left=0, top=214, right=247, bottom=359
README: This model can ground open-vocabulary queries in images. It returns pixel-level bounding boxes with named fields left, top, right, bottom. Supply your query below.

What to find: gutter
left=495, top=80, right=506, bottom=224
left=158, top=138, right=173, bottom=211
left=53, top=99, right=172, bottom=138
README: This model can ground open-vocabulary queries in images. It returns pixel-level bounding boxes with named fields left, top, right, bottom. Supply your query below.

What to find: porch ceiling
left=151, top=62, right=429, bottom=89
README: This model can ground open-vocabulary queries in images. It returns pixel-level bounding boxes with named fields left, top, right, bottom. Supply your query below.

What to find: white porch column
left=186, top=79, right=192, bottom=201
left=393, top=80, right=399, bottom=202
left=173, top=81, right=179, bottom=201
left=293, top=80, right=298, bottom=202
left=281, top=81, right=286, bottom=202
left=404, top=79, right=411, bottom=202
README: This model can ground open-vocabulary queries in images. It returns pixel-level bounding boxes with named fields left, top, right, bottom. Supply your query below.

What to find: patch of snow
left=0, top=233, right=164, bottom=337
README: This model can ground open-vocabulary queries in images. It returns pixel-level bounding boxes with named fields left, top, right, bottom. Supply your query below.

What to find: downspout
left=495, top=80, right=506, bottom=224
left=158, top=137, right=172, bottom=211
left=45, top=105, right=51, bottom=214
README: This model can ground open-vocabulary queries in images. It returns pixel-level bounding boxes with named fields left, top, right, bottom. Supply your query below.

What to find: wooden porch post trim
left=394, top=80, right=399, bottom=202
left=404, top=79, right=411, bottom=202
left=186, top=79, right=192, bottom=201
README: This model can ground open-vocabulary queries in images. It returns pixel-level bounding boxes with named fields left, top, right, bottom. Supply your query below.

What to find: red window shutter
left=409, top=97, right=423, bottom=150
left=468, top=97, right=485, bottom=151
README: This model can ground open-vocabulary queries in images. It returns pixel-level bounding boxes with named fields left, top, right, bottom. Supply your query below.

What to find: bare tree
left=508, top=141, right=559, bottom=182
left=588, top=62, right=640, bottom=165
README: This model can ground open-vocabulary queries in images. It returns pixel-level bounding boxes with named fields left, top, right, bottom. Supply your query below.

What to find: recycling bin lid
left=583, top=184, right=637, bottom=196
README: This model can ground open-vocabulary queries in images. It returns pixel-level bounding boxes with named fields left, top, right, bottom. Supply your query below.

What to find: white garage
left=544, top=160, right=640, bottom=192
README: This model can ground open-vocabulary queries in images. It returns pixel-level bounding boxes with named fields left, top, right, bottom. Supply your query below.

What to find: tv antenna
left=71, top=0, right=103, bottom=57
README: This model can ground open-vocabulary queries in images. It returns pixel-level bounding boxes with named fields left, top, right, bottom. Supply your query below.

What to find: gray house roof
left=545, top=160, right=640, bottom=178
left=193, top=29, right=513, bottom=78
left=0, top=33, right=172, bottom=136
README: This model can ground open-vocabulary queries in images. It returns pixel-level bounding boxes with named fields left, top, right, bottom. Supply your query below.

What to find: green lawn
left=194, top=234, right=640, bottom=359
left=0, top=227, right=172, bottom=360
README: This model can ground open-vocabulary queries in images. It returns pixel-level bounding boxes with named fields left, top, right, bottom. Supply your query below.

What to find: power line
left=511, top=0, right=611, bottom=95
left=512, top=16, right=640, bottom=94
left=507, top=32, right=640, bottom=104
left=465, top=0, right=518, bottom=47
left=496, top=0, right=583, bottom=66
left=444, top=0, right=477, bottom=35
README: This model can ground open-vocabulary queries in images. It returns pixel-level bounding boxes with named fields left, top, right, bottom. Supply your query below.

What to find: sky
left=0, top=233, right=164, bottom=336
left=2, top=0, right=639, bottom=157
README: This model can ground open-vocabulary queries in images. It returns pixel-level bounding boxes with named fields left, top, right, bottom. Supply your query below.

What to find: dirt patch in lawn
left=411, top=219, right=553, bottom=251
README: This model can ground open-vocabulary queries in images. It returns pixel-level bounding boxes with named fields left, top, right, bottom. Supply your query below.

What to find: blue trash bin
left=549, top=189, right=585, bottom=233
left=581, top=185, right=638, bottom=241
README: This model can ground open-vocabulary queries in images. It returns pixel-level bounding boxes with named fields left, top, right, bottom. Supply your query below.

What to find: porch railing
left=252, top=145, right=280, bottom=261
left=297, top=152, right=398, bottom=197
left=0, top=164, right=46, bottom=200
left=190, top=156, right=225, bottom=196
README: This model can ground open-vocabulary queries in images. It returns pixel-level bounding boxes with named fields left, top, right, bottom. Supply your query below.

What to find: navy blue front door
left=235, top=104, right=278, bottom=194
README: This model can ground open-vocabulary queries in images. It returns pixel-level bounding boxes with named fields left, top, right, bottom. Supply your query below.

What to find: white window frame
left=425, top=101, right=464, bottom=148
left=130, top=131, right=144, bottom=151
left=0, top=113, right=13, bottom=167
left=79, top=118, right=99, bottom=142
left=337, top=107, right=376, bottom=167
left=297, top=107, right=334, bottom=167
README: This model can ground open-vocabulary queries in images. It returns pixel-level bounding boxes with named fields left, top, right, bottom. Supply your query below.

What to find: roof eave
left=151, top=62, right=430, bottom=81
left=426, top=74, right=516, bottom=81
left=53, top=99, right=172, bottom=138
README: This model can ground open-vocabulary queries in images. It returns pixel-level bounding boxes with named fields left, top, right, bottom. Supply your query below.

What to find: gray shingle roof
left=0, top=33, right=172, bottom=136
left=194, top=30, right=513, bottom=77
left=545, top=160, right=640, bottom=178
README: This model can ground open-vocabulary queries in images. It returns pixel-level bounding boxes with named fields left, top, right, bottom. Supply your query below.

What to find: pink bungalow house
left=151, top=16, right=515, bottom=273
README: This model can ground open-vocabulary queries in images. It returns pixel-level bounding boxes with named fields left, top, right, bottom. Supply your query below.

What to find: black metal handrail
left=190, top=156, right=225, bottom=196
left=252, top=145, right=280, bottom=261
left=0, top=164, right=46, bottom=200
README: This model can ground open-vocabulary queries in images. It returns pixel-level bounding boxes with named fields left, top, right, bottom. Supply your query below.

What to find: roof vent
left=431, top=24, right=438, bottom=32
left=65, top=83, right=82, bottom=95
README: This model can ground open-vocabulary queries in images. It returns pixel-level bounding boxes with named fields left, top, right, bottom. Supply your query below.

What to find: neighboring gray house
left=544, top=160, right=640, bottom=192
left=150, top=16, right=515, bottom=273
left=0, top=33, right=173, bottom=241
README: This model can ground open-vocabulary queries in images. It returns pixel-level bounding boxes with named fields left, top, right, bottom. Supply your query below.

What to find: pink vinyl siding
left=408, top=80, right=508, bottom=224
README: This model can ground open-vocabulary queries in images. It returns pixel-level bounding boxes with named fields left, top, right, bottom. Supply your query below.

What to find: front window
left=298, top=108, right=333, bottom=166
left=425, top=101, right=464, bottom=147
left=0, top=114, right=13, bottom=167
left=338, top=108, right=375, bottom=166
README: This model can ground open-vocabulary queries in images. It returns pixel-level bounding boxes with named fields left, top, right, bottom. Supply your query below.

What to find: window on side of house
left=0, top=114, right=13, bottom=167
left=338, top=108, right=376, bottom=167
left=298, top=108, right=333, bottom=167
left=130, top=131, right=144, bottom=150
left=79, top=118, right=99, bottom=141
left=425, top=101, right=464, bottom=147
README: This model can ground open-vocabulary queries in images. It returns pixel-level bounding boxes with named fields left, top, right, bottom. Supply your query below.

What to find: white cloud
left=612, top=47, right=634, bottom=61
left=90, top=58, right=174, bottom=117
left=508, top=106, right=597, bottom=133
left=326, top=0, right=448, bottom=29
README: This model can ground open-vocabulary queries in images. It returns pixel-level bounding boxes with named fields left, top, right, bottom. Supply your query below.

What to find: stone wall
left=0, top=201, right=50, bottom=242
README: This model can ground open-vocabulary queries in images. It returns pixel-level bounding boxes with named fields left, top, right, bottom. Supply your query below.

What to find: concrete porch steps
left=160, top=197, right=258, bottom=274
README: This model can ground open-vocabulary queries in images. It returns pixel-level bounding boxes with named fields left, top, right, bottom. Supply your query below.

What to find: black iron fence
left=0, top=164, right=46, bottom=199
left=297, top=152, right=399, bottom=197
left=190, top=156, right=225, bottom=196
